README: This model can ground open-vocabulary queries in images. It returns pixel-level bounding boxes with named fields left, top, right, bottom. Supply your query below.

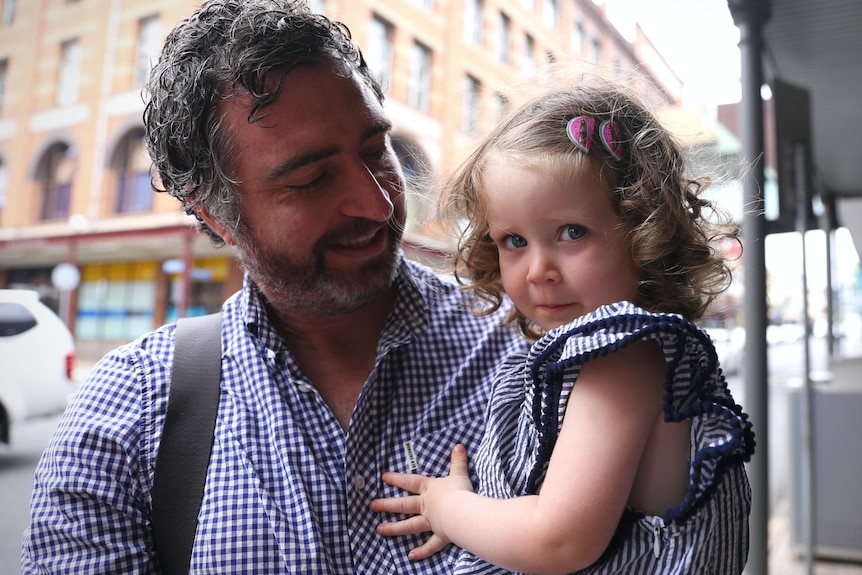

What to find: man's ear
left=193, top=204, right=236, bottom=246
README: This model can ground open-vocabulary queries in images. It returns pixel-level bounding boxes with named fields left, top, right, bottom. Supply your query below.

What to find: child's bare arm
left=372, top=339, right=667, bottom=574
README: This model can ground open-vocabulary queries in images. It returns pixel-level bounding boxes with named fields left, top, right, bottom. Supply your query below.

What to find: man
left=21, top=1, right=525, bottom=573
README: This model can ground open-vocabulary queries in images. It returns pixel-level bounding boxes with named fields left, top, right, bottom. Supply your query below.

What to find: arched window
left=111, top=128, right=153, bottom=214
left=36, top=142, right=75, bottom=221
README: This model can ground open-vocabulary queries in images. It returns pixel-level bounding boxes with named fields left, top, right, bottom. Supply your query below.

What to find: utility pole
left=727, top=1, right=771, bottom=573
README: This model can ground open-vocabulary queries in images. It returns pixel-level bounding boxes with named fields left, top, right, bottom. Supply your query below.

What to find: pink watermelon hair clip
left=565, top=116, right=623, bottom=161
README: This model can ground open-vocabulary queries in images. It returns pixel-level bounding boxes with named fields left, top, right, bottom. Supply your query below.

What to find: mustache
left=321, top=218, right=382, bottom=245
left=321, top=209, right=404, bottom=246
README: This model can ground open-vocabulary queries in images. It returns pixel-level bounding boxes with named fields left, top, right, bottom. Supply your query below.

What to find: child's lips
left=536, top=302, right=569, bottom=311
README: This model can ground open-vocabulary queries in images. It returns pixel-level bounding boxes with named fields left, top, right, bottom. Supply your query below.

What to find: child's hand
left=371, top=444, right=475, bottom=560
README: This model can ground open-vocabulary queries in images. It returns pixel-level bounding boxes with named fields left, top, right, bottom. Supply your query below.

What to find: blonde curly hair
left=441, top=76, right=739, bottom=340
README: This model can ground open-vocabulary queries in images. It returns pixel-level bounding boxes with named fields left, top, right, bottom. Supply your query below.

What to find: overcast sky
left=602, top=0, right=742, bottom=106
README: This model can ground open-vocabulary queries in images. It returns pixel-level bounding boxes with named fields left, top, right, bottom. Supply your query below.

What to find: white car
left=0, top=289, right=77, bottom=445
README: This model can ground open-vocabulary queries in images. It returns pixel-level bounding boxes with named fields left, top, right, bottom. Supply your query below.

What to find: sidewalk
left=769, top=498, right=862, bottom=575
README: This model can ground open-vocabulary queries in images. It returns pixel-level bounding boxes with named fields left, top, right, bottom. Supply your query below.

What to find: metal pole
left=823, top=200, right=835, bottom=357
left=728, top=1, right=770, bottom=573
left=795, top=143, right=815, bottom=575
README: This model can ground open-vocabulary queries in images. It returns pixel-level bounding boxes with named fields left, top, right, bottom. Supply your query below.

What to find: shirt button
left=297, top=382, right=314, bottom=393
left=352, top=473, right=366, bottom=490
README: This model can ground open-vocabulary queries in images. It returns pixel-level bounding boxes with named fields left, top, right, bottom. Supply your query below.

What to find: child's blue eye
left=504, top=235, right=528, bottom=249
left=562, top=225, right=586, bottom=241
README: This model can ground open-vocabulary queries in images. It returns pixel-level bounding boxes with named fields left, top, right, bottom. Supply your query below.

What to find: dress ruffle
left=523, top=301, right=754, bottom=522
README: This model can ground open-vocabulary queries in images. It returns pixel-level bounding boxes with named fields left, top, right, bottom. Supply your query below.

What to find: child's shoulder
left=530, top=301, right=709, bottom=373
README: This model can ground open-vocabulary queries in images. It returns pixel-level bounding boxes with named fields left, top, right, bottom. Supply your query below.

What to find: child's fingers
left=370, top=494, right=421, bottom=515
left=376, top=514, right=432, bottom=537
left=407, top=535, right=449, bottom=561
left=380, top=471, right=427, bottom=494
left=448, top=444, right=470, bottom=478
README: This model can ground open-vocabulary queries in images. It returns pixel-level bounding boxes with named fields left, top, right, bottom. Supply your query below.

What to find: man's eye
left=504, top=235, right=527, bottom=249
left=289, top=172, right=326, bottom=191
left=561, top=225, right=586, bottom=241
left=364, top=149, right=388, bottom=163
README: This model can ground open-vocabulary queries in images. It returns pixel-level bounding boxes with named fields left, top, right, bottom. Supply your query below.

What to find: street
left=0, top=413, right=64, bottom=574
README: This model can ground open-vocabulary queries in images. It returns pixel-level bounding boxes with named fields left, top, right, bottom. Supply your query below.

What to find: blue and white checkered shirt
left=22, top=257, right=527, bottom=574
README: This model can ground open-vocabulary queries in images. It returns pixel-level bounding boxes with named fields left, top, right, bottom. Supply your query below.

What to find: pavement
left=768, top=498, right=862, bottom=575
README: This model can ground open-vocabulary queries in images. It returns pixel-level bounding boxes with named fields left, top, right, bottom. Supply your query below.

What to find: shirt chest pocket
left=397, top=418, right=485, bottom=479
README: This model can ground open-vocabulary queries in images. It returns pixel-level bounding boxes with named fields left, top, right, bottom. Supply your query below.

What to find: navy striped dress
left=455, top=301, right=755, bottom=575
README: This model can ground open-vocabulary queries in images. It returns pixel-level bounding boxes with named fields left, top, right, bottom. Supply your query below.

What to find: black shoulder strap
left=151, top=311, right=223, bottom=575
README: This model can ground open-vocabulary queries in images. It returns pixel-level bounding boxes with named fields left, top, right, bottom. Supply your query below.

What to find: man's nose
left=340, top=163, right=396, bottom=222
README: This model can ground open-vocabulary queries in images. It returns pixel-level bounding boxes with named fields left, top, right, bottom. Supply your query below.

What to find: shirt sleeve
left=21, top=337, right=171, bottom=575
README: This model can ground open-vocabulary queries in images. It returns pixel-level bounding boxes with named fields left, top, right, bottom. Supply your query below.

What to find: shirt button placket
left=352, top=473, right=366, bottom=491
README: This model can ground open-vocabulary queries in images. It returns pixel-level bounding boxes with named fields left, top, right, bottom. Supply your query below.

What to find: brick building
left=0, top=0, right=682, bottom=360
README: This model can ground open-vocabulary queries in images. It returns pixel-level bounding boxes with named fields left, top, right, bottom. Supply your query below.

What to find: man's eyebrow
left=365, top=118, right=393, bottom=141
left=266, top=119, right=393, bottom=183
left=266, top=148, right=337, bottom=182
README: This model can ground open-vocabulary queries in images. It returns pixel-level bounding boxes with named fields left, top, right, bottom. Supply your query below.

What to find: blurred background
left=0, top=1, right=860, bottom=574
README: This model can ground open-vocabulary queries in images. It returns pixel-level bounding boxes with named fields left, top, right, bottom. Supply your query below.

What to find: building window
left=366, top=15, right=394, bottom=91
left=521, top=34, right=535, bottom=81
left=0, top=59, right=7, bottom=116
left=464, top=0, right=483, bottom=45
left=411, top=0, right=434, bottom=9
left=571, top=15, right=584, bottom=55
left=612, top=52, right=623, bottom=76
left=521, top=0, right=535, bottom=12
left=308, top=0, right=325, bottom=12
left=113, top=129, right=153, bottom=214
left=408, top=41, right=432, bottom=113
left=37, top=143, right=75, bottom=221
left=497, top=12, right=511, bottom=65
left=56, top=39, right=82, bottom=107
left=2, top=0, right=16, bottom=25
left=590, top=33, right=602, bottom=63
left=462, top=75, right=481, bottom=136
left=542, top=0, right=558, bottom=31
left=134, top=15, right=162, bottom=87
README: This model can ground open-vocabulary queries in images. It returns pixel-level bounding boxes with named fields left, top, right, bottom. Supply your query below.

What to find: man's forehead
left=220, top=60, right=379, bottom=122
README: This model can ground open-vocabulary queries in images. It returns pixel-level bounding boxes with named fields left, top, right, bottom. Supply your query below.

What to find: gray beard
left=235, top=220, right=403, bottom=317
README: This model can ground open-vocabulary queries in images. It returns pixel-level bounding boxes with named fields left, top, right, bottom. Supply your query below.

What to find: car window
left=0, top=302, right=38, bottom=336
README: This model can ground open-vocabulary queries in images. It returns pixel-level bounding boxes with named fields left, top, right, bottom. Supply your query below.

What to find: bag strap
left=151, top=311, right=223, bottom=575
